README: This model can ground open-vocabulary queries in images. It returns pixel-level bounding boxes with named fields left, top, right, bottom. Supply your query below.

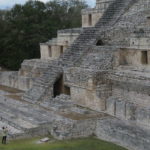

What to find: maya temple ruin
left=0, top=0, right=150, bottom=149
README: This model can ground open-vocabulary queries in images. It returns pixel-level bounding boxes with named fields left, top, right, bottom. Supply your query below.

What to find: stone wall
left=0, top=59, right=53, bottom=91
left=40, top=28, right=82, bottom=60
left=116, top=49, right=150, bottom=67
left=82, top=9, right=103, bottom=27
left=0, top=71, right=34, bottom=91
left=40, top=44, right=51, bottom=60
left=96, top=0, right=115, bottom=10
left=19, top=59, right=51, bottom=77
left=51, top=118, right=96, bottom=140
left=96, top=117, right=150, bottom=150
left=64, top=67, right=111, bottom=112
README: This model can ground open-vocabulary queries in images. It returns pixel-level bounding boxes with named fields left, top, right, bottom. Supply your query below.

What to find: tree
left=0, top=0, right=88, bottom=70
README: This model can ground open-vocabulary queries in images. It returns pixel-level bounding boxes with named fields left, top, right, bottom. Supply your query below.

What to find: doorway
left=53, top=74, right=71, bottom=97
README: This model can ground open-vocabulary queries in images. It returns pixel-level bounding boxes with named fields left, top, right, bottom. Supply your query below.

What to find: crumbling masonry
left=0, top=0, right=150, bottom=150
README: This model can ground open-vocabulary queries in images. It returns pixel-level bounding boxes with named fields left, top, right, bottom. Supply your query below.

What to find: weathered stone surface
left=96, top=118, right=150, bottom=150
left=1, top=0, right=150, bottom=150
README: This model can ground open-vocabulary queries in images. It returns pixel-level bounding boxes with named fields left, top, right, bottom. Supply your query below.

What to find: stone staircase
left=95, top=0, right=138, bottom=28
left=22, top=0, right=138, bottom=103
left=23, top=60, right=63, bottom=103
left=60, top=0, right=138, bottom=67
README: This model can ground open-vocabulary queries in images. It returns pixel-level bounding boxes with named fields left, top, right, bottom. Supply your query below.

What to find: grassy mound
left=0, top=137, right=127, bottom=150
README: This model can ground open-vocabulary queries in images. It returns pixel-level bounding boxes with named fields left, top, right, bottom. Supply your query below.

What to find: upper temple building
left=40, top=0, right=114, bottom=60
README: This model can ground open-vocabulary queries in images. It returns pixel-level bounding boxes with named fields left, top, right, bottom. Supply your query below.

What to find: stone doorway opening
left=141, top=51, right=148, bottom=64
left=96, top=40, right=104, bottom=46
left=53, top=74, right=70, bottom=97
left=48, top=46, right=52, bottom=57
left=60, top=46, right=63, bottom=54
left=88, top=14, right=92, bottom=26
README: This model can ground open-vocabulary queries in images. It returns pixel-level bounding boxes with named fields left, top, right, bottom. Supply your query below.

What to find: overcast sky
left=0, top=0, right=96, bottom=9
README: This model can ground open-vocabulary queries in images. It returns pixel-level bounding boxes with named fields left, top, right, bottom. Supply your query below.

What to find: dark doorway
left=88, top=14, right=92, bottom=26
left=49, top=46, right=52, bottom=57
left=141, top=51, right=148, bottom=64
left=60, top=46, right=63, bottom=54
left=53, top=74, right=71, bottom=97
left=64, top=86, right=71, bottom=95
left=96, top=40, right=104, bottom=46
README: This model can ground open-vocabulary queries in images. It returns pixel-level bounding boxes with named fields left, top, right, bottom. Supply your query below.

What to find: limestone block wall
left=105, top=76, right=150, bottom=128
left=112, top=88, right=150, bottom=107
left=40, top=44, right=66, bottom=60
left=64, top=68, right=111, bottom=112
left=0, top=71, right=17, bottom=87
left=62, top=46, right=115, bottom=112
left=106, top=96, right=150, bottom=130
left=104, top=57, right=150, bottom=129
left=96, top=117, right=150, bottom=150
left=82, top=9, right=102, bottom=27
left=130, top=37, right=150, bottom=50
left=57, top=29, right=81, bottom=46
left=107, top=71, right=150, bottom=107
left=51, top=45, right=62, bottom=59
left=51, top=118, right=96, bottom=140
left=96, top=0, right=114, bottom=9
left=0, top=71, right=34, bottom=91
left=119, top=49, right=150, bottom=66
left=19, top=59, right=51, bottom=78
left=40, top=28, right=82, bottom=60
left=40, top=44, right=51, bottom=60
left=113, top=48, right=150, bottom=71
left=71, top=86, right=106, bottom=111
left=119, top=49, right=142, bottom=66
left=0, top=59, right=54, bottom=91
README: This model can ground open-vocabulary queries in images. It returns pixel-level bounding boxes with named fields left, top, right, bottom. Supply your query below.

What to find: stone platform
left=0, top=85, right=108, bottom=140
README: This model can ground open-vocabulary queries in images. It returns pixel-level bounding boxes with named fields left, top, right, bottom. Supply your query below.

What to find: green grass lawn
left=0, top=137, right=128, bottom=150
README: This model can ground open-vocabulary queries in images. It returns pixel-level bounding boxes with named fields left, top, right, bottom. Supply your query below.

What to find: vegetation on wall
left=0, top=0, right=88, bottom=70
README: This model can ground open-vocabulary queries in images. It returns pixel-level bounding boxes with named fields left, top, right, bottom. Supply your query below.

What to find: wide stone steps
left=0, top=87, right=110, bottom=140
left=0, top=101, right=51, bottom=125
left=0, top=87, right=60, bottom=138
left=0, top=99, right=43, bottom=130
left=0, top=88, right=55, bottom=134
left=0, top=109, right=37, bottom=131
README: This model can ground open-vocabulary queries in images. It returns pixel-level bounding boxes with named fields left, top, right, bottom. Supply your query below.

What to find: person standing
left=2, top=127, right=8, bottom=144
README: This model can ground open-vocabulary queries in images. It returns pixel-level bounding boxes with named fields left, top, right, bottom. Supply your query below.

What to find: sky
left=0, top=0, right=95, bottom=9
